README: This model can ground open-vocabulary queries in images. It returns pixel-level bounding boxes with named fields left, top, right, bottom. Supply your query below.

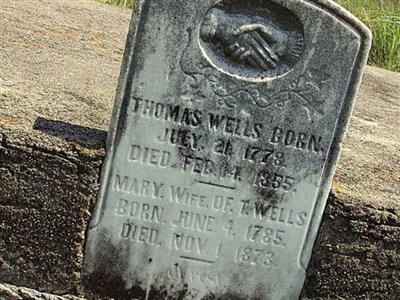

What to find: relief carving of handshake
left=200, top=7, right=290, bottom=71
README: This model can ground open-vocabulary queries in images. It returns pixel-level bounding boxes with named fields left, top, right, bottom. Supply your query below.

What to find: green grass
left=99, top=0, right=135, bottom=9
left=101, top=0, right=400, bottom=72
left=338, top=0, right=400, bottom=72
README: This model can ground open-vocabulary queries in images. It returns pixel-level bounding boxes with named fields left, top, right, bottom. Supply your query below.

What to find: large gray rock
left=0, top=0, right=119, bottom=293
left=0, top=0, right=399, bottom=299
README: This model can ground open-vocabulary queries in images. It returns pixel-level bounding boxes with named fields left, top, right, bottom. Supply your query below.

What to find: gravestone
left=83, top=0, right=371, bottom=299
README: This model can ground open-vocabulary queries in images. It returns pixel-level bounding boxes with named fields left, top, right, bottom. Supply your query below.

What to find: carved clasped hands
left=201, top=8, right=291, bottom=71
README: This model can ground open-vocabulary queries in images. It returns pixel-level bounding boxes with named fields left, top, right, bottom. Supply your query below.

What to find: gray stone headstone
left=83, top=0, right=371, bottom=299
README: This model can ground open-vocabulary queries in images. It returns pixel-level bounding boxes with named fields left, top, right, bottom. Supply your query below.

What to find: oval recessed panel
left=199, top=0, right=305, bottom=80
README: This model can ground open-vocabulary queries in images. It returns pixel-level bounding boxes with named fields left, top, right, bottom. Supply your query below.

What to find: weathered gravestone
left=83, top=0, right=371, bottom=299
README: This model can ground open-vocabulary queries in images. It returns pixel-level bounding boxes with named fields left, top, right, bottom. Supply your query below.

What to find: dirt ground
left=0, top=0, right=399, bottom=299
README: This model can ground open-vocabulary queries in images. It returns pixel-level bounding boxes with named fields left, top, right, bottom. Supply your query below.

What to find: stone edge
left=299, top=0, right=373, bottom=275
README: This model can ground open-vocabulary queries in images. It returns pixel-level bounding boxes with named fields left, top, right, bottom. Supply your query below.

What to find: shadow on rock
left=33, top=117, right=107, bottom=150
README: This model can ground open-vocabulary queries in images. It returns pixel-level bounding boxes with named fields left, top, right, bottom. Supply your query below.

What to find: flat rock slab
left=0, top=283, right=82, bottom=300
left=1, top=0, right=118, bottom=292
left=0, top=0, right=399, bottom=299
